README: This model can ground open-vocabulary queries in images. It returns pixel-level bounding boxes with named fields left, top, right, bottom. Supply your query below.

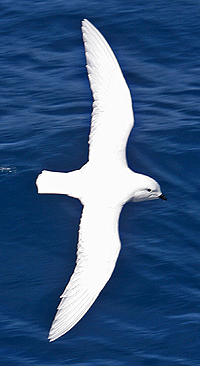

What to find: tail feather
left=36, top=170, right=82, bottom=199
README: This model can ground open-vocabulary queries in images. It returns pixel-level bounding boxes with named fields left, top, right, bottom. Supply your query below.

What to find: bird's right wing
left=82, top=19, right=134, bottom=167
left=48, top=203, right=122, bottom=342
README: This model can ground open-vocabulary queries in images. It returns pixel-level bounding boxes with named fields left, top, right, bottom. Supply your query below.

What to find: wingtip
left=81, top=18, right=88, bottom=27
left=81, top=19, right=94, bottom=31
left=48, top=324, right=72, bottom=342
left=48, top=334, right=59, bottom=342
left=82, top=18, right=88, bottom=23
left=48, top=329, right=61, bottom=343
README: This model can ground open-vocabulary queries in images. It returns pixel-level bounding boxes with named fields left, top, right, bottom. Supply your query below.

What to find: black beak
left=159, top=194, right=167, bottom=201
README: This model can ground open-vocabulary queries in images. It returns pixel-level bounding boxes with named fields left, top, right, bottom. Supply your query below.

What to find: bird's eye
left=147, top=189, right=152, bottom=192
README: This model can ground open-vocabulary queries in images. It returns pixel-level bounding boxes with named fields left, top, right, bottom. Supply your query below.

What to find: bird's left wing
left=82, top=19, right=134, bottom=167
left=48, top=203, right=121, bottom=341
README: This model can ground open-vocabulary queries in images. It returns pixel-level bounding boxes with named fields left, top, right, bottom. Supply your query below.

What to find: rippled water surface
left=1, top=1, right=200, bottom=365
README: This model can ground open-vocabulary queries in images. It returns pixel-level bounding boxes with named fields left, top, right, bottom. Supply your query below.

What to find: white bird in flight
left=36, top=19, right=166, bottom=342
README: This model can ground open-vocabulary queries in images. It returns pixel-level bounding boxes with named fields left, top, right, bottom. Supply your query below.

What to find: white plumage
left=36, top=19, right=166, bottom=342
left=82, top=20, right=134, bottom=167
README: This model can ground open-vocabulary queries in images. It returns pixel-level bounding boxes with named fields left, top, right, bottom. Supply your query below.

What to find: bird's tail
left=36, top=169, right=82, bottom=199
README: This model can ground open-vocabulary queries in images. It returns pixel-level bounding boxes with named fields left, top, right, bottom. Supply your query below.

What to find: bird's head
left=131, top=174, right=167, bottom=203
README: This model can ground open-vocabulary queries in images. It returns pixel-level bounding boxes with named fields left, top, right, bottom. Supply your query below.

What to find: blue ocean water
left=1, top=0, right=200, bottom=364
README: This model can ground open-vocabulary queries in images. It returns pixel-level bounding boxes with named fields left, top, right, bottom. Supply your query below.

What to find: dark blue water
left=1, top=0, right=200, bottom=364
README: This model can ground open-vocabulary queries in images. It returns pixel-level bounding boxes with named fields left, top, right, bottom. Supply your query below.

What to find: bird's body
left=36, top=19, right=166, bottom=342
